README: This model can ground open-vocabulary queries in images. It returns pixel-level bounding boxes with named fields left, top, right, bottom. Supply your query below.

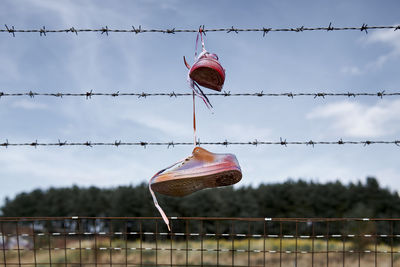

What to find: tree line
left=2, top=177, right=399, bottom=219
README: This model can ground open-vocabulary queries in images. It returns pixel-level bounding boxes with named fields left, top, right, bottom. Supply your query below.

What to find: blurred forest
left=2, top=177, right=399, bottom=218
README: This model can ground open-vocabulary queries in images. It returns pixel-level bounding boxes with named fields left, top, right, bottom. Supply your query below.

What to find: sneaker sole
left=151, top=167, right=242, bottom=197
left=190, top=62, right=224, bottom=91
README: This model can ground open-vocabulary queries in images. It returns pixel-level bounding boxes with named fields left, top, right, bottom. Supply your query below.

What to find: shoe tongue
left=192, top=147, right=215, bottom=162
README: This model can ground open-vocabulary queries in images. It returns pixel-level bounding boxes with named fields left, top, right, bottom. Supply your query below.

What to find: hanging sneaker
left=184, top=53, right=225, bottom=92
left=150, top=146, right=242, bottom=197
left=149, top=147, right=242, bottom=230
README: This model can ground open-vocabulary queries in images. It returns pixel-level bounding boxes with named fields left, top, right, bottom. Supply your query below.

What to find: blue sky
left=1, top=0, right=400, bottom=205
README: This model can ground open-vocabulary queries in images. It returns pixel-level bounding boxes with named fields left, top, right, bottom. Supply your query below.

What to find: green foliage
left=1, top=177, right=400, bottom=219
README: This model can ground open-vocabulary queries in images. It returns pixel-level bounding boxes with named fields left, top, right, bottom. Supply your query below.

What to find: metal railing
left=0, top=217, right=399, bottom=266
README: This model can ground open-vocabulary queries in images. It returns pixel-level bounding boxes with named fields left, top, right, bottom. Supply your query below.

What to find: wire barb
left=295, top=26, right=305, bottom=32
left=165, top=28, right=175, bottom=34
left=86, top=90, right=93, bottom=99
left=1, top=139, right=9, bottom=148
left=263, top=27, right=271, bottom=37
left=39, top=26, right=46, bottom=36
left=132, top=25, right=142, bottom=34
left=227, top=26, right=239, bottom=34
left=199, top=25, right=206, bottom=36
left=58, top=139, right=67, bottom=146
left=361, top=23, right=368, bottom=34
left=5, top=24, right=15, bottom=37
left=327, top=22, right=334, bottom=31
left=280, top=137, right=287, bottom=147
left=314, top=93, right=326, bottom=99
left=68, top=27, right=78, bottom=35
left=30, top=140, right=38, bottom=148
left=167, top=141, right=174, bottom=148
left=84, top=141, right=92, bottom=147
left=101, top=26, right=109, bottom=35
left=28, top=91, right=35, bottom=98
left=223, top=91, right=231, bottom=97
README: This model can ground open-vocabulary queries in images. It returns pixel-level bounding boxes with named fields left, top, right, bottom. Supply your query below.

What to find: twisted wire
left=1, top=23, right=400, bottom=37
left=0, top=90, right=399, bottom=99
left=0, top=139, right=399, bottom=148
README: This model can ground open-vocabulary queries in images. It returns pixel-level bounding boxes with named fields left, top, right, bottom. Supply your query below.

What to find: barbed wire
left=0, top=139, right=399, bottom=148
left=1, top=90, right=399, bottom=99
left=1, top=23, right=400, bottom=37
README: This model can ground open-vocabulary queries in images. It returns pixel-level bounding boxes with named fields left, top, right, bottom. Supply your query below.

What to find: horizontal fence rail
left=0, top=139, right=400, bottom=148
left=0, top=217, right=399, bottom=266
left=1, top=24, right=400, bottom=37
left=1, top=91, right=400, bottom=99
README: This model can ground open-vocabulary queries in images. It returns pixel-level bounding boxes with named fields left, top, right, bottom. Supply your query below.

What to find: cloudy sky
left=0, top=0, right=399, bottom=205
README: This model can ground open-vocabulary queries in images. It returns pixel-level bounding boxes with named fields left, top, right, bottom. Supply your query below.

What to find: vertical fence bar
left=216, top=221, right=220, bottom=267
left=247, top=222, right=250, bottom=267
left=358, top=222, right=361, bottom=267
left=48, top=221, right=52, bottom=267
left=390, top=220, right=393, bottom=267
left=263, top=220, right=266, bottom=267
left=170, top=219, right=173, bottom=267
left=139, top=220, right=142, bottom=267
left=32, top=221, right=37, bottom=267
left=78, top=219, right=82, bottom=267
left=326, top=221, right=329, bottom=267
left=185, top=220, right=188, bottom=267
left=63, top=220, right=67, bottom=267
left=201, top=220, right=204, bottom=267
left=155, top=221, right=159, bottom=267
left=311, top=222, right=314, bottom=267
left=374, top=221, right=377, bottom=267
left=342, top=220, right=345, bottom=267
left=1, top=222, right=6, bottom=267
left=125, top=220, right=128, bottom=267
left=93, top=219, right=97, bottom=267
left=279, top=222, right=282, bottom=267
left=295, top=221, right=298, bottom=267
left=231, top=221, right=235, bottom=267
left=15, top=221, right=21, bottom=267
left=110, top=219, right=113, bottom=267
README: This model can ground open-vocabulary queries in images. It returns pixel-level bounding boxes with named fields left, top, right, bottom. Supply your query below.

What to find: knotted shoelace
left=149, top=28, right=213, bottom=231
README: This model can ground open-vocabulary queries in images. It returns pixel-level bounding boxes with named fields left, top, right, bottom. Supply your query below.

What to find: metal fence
left=1, top=217, right=399, bottom=266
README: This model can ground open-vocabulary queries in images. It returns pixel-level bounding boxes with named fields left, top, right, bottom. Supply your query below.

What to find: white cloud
left=307, top=99, right=400, bottom=138
left=342, top=26, right=400, bottom=74
left=365, top=27, right=400, bottom=69
left=367, top=27, right=400, bottom=51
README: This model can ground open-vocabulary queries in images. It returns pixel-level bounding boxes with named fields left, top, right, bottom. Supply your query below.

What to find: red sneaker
left=150, top=147, right=242, bottom=197
left=184, top=53, right=225, bottom=92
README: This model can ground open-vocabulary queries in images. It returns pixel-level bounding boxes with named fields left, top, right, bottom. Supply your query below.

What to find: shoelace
left=148, top=158, right=185, bottom=231
left=149, top=28, right=211, bottom=231
left=188, top=28, right=213, bottom=109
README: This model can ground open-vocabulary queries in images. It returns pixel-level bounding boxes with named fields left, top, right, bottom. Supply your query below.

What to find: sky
left=0, top=0, right=400, bottom=205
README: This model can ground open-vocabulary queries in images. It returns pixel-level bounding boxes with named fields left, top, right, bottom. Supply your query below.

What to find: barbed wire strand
left=0, top=139, right=399, bottom=148
left=1, top=24, right=400, bottom=37
left=0, top=90, right=399, bottom=99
